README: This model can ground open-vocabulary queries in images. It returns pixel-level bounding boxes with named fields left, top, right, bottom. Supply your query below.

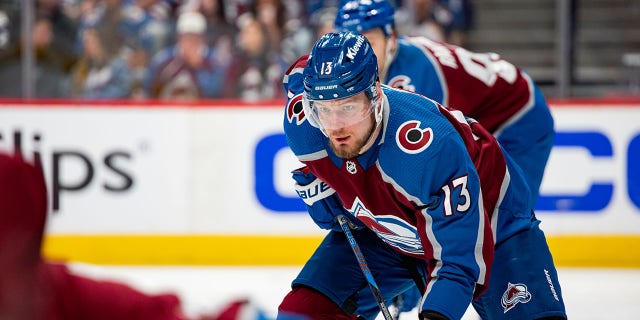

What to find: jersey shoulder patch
left=382, top=88, right=460, bottom=160
left=283, top=54, right=309, bottom=96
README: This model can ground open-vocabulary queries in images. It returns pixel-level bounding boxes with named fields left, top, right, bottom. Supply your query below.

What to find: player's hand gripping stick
left=336, top=214, right=394, bottom=320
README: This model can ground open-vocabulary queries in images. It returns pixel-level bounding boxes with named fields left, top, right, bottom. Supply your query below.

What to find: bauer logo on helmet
left=314, top=84, right=338, bottom=91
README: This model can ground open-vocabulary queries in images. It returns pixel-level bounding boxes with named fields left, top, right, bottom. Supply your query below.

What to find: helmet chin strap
left=358, top=117, right=382, bottom=155
left=358, top=88, right=385, bottom=155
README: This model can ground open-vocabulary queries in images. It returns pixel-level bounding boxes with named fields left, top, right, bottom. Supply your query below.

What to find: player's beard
left=328, top=120, right=376, bottom=159
left=329, top=135, right=366, bottom=159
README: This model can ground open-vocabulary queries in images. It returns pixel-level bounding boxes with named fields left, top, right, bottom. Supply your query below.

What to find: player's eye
left=318, top=106, right=331, bottom=114
left=342, top=105, right=355, bottom=113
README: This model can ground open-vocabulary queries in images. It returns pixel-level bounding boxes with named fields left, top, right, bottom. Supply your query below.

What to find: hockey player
left=334, top=0, right=554, bottom=206
left=0, top=152, right=194, bottom=320
left=0, top=151, right=276, bottom=320
left=278, top=31, right=566, bottom=320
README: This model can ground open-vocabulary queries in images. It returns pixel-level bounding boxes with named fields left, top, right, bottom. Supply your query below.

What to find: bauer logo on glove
left=292, top=166, right=358, bottom=231
left=294, top=176, right=336, bottom=206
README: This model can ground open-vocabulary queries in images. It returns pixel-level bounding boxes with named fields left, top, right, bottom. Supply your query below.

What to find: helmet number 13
left=321, top=62, right=334, bottom=75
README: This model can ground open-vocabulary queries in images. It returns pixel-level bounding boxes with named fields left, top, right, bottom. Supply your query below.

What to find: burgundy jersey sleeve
left=408, top=37, right=535, bottom=133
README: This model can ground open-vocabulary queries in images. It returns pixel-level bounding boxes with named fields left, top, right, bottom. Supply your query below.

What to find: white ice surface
left=68, top=264, right=640, bottom=320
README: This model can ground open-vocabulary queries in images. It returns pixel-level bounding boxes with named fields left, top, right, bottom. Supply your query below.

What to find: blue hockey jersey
left=283, top=73, right=534, bottom=317
left=384, top=36, right=555, bottom=207
left=386, top=36, right=539, bottom=134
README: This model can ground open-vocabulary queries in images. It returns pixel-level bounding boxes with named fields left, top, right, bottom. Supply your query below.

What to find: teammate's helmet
left=334, top=0, right=396, bottom=36
left=302, top=31, right=382, bottom=131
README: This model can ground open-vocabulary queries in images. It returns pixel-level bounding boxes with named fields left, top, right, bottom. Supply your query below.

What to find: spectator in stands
left=196, top=0, right=236, bottom=56
left=0, top=17, right=73, bottom=97
left=0, top=0, right=80, bottom=97
left=411, top=0, right=446, bottom=41
left=305, top=0, right=340, bottom=19
left=249, top=0, right=311, bottom=65
left=70, top=26, right=132, bottom=99
left=77, top=0, right=174, bottom=99
left=78, top=0, right=171, bottom=57
left=279, top=0, right=311, bottom=60
left=250, top=0, right=287, bottom=59
left=407, top=0, right=474, bottom=47
left=310, top=6, right=337, bottom=40
left=144, top=10, right=229, bottom=100
left=438, top=0, right=474, bottom=47
left=35, top=0, right=80, bottom=68
left=223, top=13, right=287, bottom=101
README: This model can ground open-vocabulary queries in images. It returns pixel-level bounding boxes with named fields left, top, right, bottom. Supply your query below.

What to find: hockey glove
left=292, top=167, right=363, bottom=232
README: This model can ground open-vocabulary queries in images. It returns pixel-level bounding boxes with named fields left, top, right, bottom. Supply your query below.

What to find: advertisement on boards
left=1, top=102, right=639, bottom=235
left=0, top=106, right=190, bottom=233
left=1, top=100, right=639, bottom=266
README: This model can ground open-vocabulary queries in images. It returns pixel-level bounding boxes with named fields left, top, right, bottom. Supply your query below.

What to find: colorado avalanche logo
left=286, top=94, right=306, bottom=125
left=396, top=120, right=433, bottom=154
left=501, top=282, right=532, bottom=313
left=388, top=75, right=416, bottom=93
left=349, top=198, right=423, bottom=255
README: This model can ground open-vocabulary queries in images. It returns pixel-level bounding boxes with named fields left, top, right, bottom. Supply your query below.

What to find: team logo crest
left=388, top=75, right=416, bottom=93
left=501, top=282, right=532, bottom=313
left=396, top=120, right=433, bottom=154
left=286, top=94, right=306, bottom=124
left=348, top=198, right=423, bottom=255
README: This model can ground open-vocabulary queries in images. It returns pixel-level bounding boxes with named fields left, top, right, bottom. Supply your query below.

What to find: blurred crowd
left=0, top=0, right=473, bottom=101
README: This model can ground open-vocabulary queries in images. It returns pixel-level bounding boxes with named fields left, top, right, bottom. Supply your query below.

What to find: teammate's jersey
left=387, top=36, right=536, bottom=134
left=283, top=81, right=534, bottom=316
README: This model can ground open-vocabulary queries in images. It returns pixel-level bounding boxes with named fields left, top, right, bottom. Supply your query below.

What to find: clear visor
left=302, top=94, right=378, bottom=131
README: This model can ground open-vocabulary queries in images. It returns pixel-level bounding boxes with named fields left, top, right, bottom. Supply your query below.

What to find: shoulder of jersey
left=283, top=54, right=309, bottom=96
left=381, top=87, right=452, bottom=159
left=397, top=36, right=433, bottom=57
left=283, top=86, right=325, bottom=157
left=376, top=87, right=457, bottom=191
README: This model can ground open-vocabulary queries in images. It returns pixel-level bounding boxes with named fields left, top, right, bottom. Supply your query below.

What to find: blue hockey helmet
left=334, top=0, right=396, bottom=36
left=302, top=31, right=382, bottom=132
left=303, top=31, right=378, bottom=101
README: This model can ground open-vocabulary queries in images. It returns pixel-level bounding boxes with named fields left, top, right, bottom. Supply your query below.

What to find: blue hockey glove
left=292, top=167, right=363, bottom=231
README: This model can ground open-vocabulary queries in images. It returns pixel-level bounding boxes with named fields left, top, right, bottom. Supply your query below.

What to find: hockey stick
left=336, top=214, right=394, bottom=320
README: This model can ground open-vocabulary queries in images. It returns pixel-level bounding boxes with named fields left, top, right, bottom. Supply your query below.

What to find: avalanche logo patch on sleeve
left=396, top=120, right=433, bottom=154
left=286, top=93, right=306, bottom=125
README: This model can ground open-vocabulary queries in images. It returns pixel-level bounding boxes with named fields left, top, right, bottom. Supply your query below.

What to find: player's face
left=362, top=29, right=387, bottom=77
left=316, top=92, right=376, bottom=158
